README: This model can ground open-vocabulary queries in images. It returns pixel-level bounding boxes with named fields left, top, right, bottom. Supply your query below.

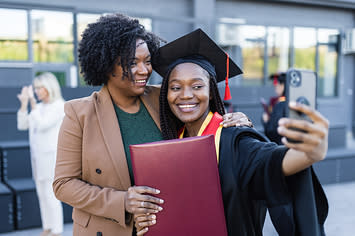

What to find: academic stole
left=178, top=112, right=223, bottom=163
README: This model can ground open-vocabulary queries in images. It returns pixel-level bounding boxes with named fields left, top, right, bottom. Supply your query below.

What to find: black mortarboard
left=270, top=72, right=286, bottom=85
left=153, top=28, right=242, bottom=100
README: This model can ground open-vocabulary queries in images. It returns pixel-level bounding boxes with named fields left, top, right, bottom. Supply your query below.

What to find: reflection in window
left=318, top=29, right=339, bottom=97
left=238, top=25, right=266, bottom=85
left=77, top=13, right=101, bottom=41
left=77, top=13, right=102, bottom=86
left=217, top=24, right=242, bottom=85
left=0, top=8, right=28, bottom=61
left=31, top=10, right=74, bottom=63
left=136, top=18, right=152, bottom=32
left=267, top=27, right=290, bottom=78
left=294, top=27, right=316, bottom=71
left=217, top=24, right=265, bottom=86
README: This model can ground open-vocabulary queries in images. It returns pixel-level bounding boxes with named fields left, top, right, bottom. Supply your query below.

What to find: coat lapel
left=94, top=86, right=131, bottom=189
left=141, top=86, right=161, bottom=131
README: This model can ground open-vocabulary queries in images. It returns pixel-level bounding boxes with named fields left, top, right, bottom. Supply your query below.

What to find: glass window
left=217, top=24, right=266, bottom=86
left=216, top=24, right=243, bottom=86
left=0, top=8, right=28, bottom=61
left=136, top=17, right=152, bottom=32
left=31, top=10, right=74, bottom=63
left=77, top=13, right=101, bottom=41
left=35, top=71, right=66, bottom=86
left=237, top=25, right=266, bottom=85
left=77, top=13, right=102, bottom=86
left=267, top=27, right=290, bottom=77
left=293, top=27, right=316, bottom=71
left=317, top=29, right=339, bottom=97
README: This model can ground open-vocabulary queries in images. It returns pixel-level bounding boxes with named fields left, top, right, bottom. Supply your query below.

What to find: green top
left=113, top=101, right=163, bottom=184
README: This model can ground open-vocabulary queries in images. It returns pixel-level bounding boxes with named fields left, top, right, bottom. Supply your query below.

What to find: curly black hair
left=78, top=13, right=162, bottom=86
left=159, top=65, right=226, bottom=140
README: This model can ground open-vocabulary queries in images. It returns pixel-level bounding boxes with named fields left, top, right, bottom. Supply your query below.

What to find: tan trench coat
left=53, top=85, right=160, bottom=236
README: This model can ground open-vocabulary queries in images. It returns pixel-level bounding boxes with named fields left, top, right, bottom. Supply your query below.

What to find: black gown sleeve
left=237, top=133, right=298, bottom=235
left=235, top=132, right=291, bottom=205
left=219, top=127, right=328, bottom=236
left=263, top=101, right=286, bottom=145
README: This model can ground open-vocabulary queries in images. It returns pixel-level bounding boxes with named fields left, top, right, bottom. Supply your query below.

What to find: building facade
left=0, top=0, right=355, bottom=178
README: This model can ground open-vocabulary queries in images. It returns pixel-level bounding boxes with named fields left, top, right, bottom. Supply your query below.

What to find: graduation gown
left=181, top=112, right=328, bottom=236
left=262, top=99, right=287, bottom=145
left=219, top=126, right=328, bottom=236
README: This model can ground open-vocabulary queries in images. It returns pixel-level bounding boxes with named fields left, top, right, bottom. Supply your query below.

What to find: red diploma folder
left=130, top=135, right=227, bottom=236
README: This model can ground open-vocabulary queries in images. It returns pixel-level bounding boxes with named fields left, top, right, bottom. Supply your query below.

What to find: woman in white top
left=17, top=72, right=64, bottom=236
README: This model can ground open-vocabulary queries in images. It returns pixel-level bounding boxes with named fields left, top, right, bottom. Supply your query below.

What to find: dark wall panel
left=0, top=68, right=32, bottom=87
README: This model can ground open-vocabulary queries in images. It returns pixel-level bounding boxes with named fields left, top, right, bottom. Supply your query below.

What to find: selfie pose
left=135, top=29, right=329, bottom=236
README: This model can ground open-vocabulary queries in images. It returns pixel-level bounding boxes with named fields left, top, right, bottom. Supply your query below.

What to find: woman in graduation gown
left=262, top=73, right=287, bottom=144
left=135, top=29, right=328, bottom=236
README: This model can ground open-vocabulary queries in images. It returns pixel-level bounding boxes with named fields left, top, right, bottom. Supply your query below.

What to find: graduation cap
left=270, top=72, right=286, bottom=85
left=153, top=28, right=242, bottom=100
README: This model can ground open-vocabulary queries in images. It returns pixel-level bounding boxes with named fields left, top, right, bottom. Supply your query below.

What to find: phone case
left=285, top=68, right=317, bottom=122
left=285, top=68, right=317, bottom=143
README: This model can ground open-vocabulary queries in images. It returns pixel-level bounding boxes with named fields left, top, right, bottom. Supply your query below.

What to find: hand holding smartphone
left=285, top=68, right=317, bottom=143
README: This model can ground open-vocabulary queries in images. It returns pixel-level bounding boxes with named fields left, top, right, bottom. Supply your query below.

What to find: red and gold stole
left=178, top=112, right=223, bottom=163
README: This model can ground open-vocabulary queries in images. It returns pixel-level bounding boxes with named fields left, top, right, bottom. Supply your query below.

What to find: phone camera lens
left=290, top=72, right=301, bottom=87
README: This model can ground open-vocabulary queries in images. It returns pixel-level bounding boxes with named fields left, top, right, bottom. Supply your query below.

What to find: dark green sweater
left=113, top=101, right=162, bottom=184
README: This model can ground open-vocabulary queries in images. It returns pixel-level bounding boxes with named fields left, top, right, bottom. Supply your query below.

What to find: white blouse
left=17, top=99, right=65, bottom=181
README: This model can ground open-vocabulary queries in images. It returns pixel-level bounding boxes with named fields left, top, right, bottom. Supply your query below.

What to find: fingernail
left=152, top=220, right=156, bottom=224
left=155, top=189, right=160, bottom=194
left=277, top=127, right=284, bottom=134
left=158, top=207, right=163, bottom=211
left=145, top=227, right=149, bottom=231
left=159, top=199, right=164, bottom=203
left=278, top=119, right=286, bottom=125
left=151, top=215, right=156, bottom=220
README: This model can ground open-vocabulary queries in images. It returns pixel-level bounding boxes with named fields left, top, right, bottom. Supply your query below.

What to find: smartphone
left=285, top=68, right=317, bottom=142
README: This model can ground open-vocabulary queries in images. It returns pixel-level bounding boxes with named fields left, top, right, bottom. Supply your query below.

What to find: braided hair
left=78, top=13, right=162, bottom=86
left=159, top=63, right=226, bottom=140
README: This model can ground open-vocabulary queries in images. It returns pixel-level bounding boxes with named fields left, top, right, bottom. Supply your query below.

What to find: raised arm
left=278, top=101, right=329, bottom=176
left=17, top=86, right=30, bottom=130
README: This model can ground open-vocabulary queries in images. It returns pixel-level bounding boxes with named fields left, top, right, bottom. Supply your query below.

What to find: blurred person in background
left=17, top=72, right=64, bottom=236
left=262, top=72, right=287, bottom=144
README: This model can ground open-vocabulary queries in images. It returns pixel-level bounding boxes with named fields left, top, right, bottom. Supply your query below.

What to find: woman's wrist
left=29, top=98, right=36, bottom=109
left=19, top=103, right=28, bottom=112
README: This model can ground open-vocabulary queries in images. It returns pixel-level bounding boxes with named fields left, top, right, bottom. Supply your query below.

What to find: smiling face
left=167, top=63, right=211, bottom=133
left=109, top=38, right=152, bottom=97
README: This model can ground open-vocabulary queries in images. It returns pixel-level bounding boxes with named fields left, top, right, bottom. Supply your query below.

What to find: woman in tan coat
left=53, top=14, right=250, bottom=236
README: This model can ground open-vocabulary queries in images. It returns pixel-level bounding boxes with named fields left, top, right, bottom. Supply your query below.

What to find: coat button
left=96, top=168, right=102, bottom=174
left=97, top=232, right=102, bottom=236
